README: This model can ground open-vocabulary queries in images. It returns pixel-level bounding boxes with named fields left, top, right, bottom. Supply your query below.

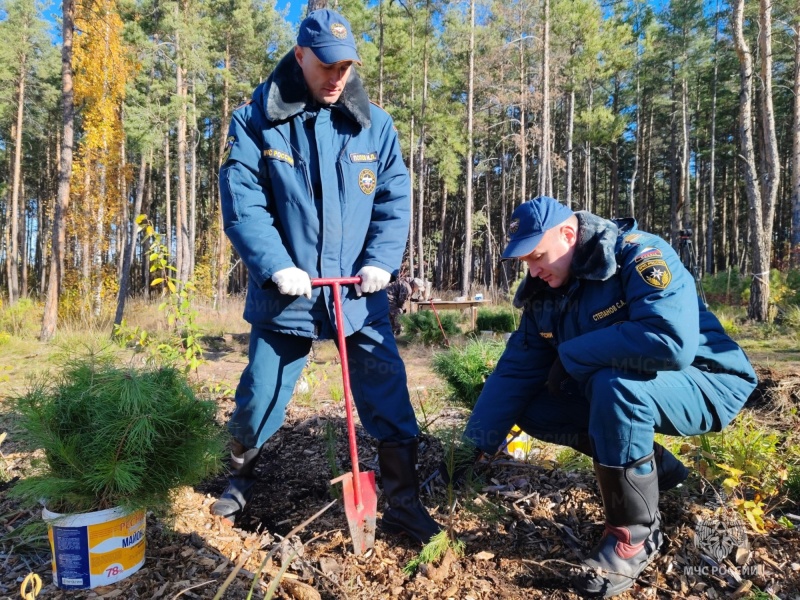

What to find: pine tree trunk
left=41, top=0, right=75, bottom=341
left=519, top=40, right=527, bottom=205
left=733, top=0, right=768, bottom=321
left=538, top=0, right=551, bottom=198
left=215, top=42, right=231, bottom=308
left=462, top=0, right=475, bottom=296
left=9, top=52, right=27, bottom=304
left=707, top=19, right=719, bottom=274
left=407, top=24, right=415, bottom=279
left=175, top=11, right=190, bottom=284
left=790, top=18, right=800, bottom=269
left=164, top=134, right=172, bottom=264
left=189, top=85, right=198, bottom=277
left=417, top=0, right=431, bottom=281
left=565, top=87, right=575, bottom=208
left=114, top=154, right=148, bottom=327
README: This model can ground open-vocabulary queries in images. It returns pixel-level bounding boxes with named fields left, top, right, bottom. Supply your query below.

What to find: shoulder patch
left=634, top=247, right=662, bottom=262
left=221, top=135, right=235, bottom=165
left=635, top=259, right=672, bottom=289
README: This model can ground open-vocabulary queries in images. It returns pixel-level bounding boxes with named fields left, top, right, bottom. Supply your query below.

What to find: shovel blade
left=341, top=471, right=377, bottom=555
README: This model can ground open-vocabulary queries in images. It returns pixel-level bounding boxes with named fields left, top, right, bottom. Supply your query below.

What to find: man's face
left=518, top=222, right=577, bottom=288
left=295, top=46, right=354, bottom=105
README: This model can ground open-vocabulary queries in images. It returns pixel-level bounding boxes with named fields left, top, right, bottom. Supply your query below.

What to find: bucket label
left=48, top=508, right=145, bottom=590
left=51, top=527, right=90, bottom=588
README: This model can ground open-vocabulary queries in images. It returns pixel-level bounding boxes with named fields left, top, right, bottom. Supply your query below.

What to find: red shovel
left=311, top=277, right=377, bottom=555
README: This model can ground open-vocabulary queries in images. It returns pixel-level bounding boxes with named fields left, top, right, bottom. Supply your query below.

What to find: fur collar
left=264, top=51, right=371, bottom=129
left=570, top=211, right=618, bottom=281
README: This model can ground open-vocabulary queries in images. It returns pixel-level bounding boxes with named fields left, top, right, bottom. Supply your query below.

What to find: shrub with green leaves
left=0, top=298, right=41, bottom=338
left=701, top=267, right=749, bottom=306
left=400, top=310, right=460, bottom=345
left=11, top=352, right=226, bottom=515
left=688, top=413, right=795, bottom=532
left=432, top=339, right=505, bottom=408
left=476, top=308, right=517, bottom=333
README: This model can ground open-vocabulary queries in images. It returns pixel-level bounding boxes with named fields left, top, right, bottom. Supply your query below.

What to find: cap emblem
left=331, top=23, right=348, bottom=39
left=509, top=218, right=520, bottom=235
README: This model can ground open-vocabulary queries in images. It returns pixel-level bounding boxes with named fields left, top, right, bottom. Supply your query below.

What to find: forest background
left=1, top=0, right=800, bottom=337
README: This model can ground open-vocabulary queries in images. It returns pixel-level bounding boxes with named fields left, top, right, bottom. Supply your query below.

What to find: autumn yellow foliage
left=68, top=0, right=137, bottom=313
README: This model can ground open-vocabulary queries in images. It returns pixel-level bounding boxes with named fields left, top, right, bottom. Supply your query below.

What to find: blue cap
left=501, top=196, right=574, bottom=259
left=297, top=9, right=361, bottom=65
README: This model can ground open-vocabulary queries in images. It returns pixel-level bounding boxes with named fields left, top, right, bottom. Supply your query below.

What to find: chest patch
left=350, top=152, right=377, bottom=163
left=539, top=331, right=553, bottom=339
left=263, top=148, right=294, bottom=166
left=636, top=259, right=672, bottom=289
left=358, top=169, right=377, bottom=194
left=593, top=300, right=627, bottom=321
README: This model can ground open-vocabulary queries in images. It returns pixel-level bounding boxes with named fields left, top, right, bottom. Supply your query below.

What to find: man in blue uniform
left=453, top=197, right=757, bottom=597
left=214, top=8, right=440, bottom=545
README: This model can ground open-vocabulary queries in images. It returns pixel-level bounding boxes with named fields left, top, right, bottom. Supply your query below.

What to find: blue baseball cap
left=501, top=196, right=574, bottom=259
left=297, top=9, right=361, bottom=65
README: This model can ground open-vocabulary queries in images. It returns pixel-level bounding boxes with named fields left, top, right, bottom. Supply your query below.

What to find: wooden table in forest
left=409, top=299, right=490, bottom=331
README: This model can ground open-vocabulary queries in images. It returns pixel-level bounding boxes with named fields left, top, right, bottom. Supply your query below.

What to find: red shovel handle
left=310, top=277, right=364, bottom=508
left=311, top=276, right=361, bottom=286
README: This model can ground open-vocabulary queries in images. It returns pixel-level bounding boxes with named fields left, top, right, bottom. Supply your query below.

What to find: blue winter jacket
left=219, top=52, right=411, bottom=336
left=513, top=211, right=757, bottom=430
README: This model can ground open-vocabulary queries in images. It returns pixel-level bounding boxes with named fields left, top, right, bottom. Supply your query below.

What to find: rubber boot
left=571, top=435, right=688, bottom=491
left=573, top=453, right=663, bottom=598
left=210, top=439, right=262, bottom=525
left=378, top=438, right=443, bottom=544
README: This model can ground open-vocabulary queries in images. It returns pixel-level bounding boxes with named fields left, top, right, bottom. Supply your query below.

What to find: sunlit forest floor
left=1, top=295, right=799, bottom=599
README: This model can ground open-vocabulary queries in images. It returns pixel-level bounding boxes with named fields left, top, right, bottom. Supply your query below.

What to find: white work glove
left=271, top=267, right=312, bottom=299
left=355, top=266, right=391, bottom=296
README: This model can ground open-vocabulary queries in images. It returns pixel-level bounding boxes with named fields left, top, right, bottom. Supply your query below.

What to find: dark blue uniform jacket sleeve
left=558, top=236, right=699, bottom=383
left=219, top=106, right=295, bottom=289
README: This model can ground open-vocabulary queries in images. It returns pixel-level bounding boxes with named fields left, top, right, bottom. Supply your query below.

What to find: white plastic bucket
left=43, top=505, right=146, bottom=589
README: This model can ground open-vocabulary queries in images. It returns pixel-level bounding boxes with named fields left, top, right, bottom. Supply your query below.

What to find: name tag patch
left=593, top=300, right=627, bottom=322
left=263, top=148, right=294, bottom=166
left=349, top=152, right=377, bottom=163
left=636, top=259, right=672, bottom=289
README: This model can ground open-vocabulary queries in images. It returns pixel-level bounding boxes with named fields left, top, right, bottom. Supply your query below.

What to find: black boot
left=210, top=439, right=262, bottom=525
left=378, top=438, right=443, bottom=544
left=571, top=435, right=688, bottom=491
left=574, top=453, right=663, bottom=598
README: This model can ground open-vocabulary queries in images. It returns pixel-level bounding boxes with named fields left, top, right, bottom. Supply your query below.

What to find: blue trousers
left=229, top=318, right=419, bottom=449
left=464, top=328, right=754, bottom=467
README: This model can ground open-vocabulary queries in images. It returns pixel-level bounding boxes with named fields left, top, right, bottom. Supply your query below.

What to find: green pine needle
left=10, top=351, right=226, bottom=515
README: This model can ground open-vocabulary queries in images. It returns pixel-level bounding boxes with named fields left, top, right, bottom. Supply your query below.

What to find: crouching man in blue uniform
left=457, top=197, right=757, bottom=597
left=214, top=9, right=440, bottom=545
